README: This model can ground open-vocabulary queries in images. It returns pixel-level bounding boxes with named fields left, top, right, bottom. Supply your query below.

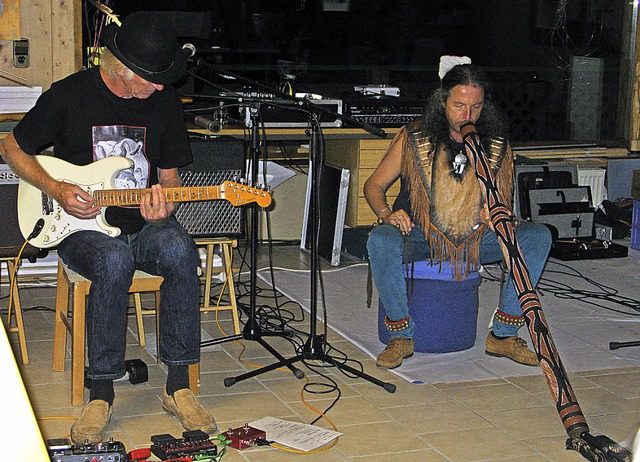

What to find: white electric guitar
left=18, top=155, right=271, bottom=249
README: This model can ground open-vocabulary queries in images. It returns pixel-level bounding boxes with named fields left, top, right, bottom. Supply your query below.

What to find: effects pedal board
left=222, top=424, right=267, bottom=450
left=47, top=438, right=127, bottom=461
left=150, top=430, right=218, bottom=460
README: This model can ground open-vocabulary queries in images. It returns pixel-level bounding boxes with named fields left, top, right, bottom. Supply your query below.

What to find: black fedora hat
left=100, top=11, right=186, bottom=85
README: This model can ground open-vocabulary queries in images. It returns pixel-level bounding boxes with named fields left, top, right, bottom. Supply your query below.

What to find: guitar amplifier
left=0, top=161, right=43, bottom=259
left=175, top=139, right=246, bottom=237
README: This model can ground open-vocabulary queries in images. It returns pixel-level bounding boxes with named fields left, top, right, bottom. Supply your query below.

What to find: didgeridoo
left=461, top=122, right=631, bottom=462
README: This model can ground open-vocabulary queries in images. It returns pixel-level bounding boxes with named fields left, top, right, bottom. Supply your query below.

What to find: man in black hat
left=0, top=11, right=216, bottom=443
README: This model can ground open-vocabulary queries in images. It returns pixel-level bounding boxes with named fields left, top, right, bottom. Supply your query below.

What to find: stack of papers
left=0, top=86, right=42, bottom=114
left=250, top=416, right=342, bottom=452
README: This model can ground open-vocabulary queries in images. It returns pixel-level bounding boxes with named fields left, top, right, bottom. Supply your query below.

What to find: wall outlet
left=13, top=38, right=29, bottom=68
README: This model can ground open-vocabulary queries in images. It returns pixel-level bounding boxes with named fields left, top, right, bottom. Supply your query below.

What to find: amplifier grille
left=175, top=169, right=244, bottom=237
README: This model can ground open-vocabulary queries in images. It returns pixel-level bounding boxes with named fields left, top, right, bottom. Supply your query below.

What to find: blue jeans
left=57, top=217, right=201, bottom=381
left=367, top=221, right=551, bottom=339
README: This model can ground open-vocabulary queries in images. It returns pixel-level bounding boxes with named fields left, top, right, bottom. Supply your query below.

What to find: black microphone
left=194, top=115, right=222, bottom=133
left=182, top=43, right=196, bottom=58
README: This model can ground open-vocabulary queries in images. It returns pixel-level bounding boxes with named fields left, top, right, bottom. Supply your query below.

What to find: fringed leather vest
left=400, top=120, right=513, bottom=280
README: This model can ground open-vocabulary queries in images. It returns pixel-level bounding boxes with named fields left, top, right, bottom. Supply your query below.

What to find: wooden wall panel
left=0, top=0, right=80, bottom=92
left=0, top=0, right=21, bottom=40
left=51, top=0, right=82, bottom=83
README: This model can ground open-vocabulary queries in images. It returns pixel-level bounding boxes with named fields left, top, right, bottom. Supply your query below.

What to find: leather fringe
left=428, top=224, right=485, bottom=281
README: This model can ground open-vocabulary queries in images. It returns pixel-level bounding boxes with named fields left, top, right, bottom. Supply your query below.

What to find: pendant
left=453, top=152, right=467, bottom=174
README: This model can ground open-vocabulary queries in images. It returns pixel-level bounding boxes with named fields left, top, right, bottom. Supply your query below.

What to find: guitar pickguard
left=18, top=156, right=132, bottom=248
left=35, top=181, right=120, bottom=247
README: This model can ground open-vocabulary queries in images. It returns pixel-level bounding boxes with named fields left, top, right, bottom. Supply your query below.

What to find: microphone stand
left=195, top=98, right=305, bottom=379
left=187, top=58, right=396, bottom=393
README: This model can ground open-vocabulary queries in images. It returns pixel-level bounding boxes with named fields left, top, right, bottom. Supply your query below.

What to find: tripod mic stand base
left=302, top=333, right=325, bottom=360
left=313, top=347, right=397, bottom=394
left=223, top=334, right=396, bottom=394
left=223, top=350, right=305, bottom=387
left=201, top=322, right=305, bottom=383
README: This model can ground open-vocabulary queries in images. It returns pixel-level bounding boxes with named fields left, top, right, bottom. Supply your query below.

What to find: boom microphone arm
left=186, top=59, right=387, bottom=139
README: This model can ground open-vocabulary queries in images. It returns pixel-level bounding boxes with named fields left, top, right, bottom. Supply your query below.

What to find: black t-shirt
left=13, top=67, right=192, bottom=234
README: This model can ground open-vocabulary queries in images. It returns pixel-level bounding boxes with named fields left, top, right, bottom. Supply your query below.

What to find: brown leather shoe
left=485, top=333, right=539, bottom=366
left=70, top=399, right=113, bottom=445
left=162, top=388, right=217, bottom=433
left=376, top=337, right=414, bottom=369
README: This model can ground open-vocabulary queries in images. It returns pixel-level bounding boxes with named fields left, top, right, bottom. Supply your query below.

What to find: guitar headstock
left=221, top=181, right=272, bottom=208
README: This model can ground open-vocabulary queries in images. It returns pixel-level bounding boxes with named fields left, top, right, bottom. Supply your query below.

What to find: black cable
left=479, top=262, right=504, bottom=283
left=0, top=305, right=54, bottom=315
left=537, top=259, right=640, bottom=316
left=300, top=360, right=342, bottom=426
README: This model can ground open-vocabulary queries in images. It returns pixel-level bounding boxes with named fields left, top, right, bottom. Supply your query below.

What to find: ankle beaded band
left=384, top=315, right=410, bottom=332
left=494, top=310, right=526, bottom=327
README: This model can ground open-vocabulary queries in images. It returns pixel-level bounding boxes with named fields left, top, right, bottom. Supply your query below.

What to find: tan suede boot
left=162, top=388, right=217, bottom=433
left=70, top=399, right=113, bottom=444
left=376, top=337, right=414, bottom=369
left=485, top=333, right=539, bottom=366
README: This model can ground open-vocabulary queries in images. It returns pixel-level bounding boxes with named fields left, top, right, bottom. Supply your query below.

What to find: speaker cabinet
left=175, top=138, right=246, bottom=237
left=0, top=162, right=41, bottom=260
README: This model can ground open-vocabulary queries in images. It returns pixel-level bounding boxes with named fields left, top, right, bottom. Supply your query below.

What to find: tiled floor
left=4, top=243, right=640, bottom=461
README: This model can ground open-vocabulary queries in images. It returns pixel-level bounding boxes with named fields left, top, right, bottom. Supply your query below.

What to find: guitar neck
left=94, top=186, right=222, bottom=206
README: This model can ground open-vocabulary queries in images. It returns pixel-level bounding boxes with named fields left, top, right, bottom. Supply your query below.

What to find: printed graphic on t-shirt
left=93, top=125, right=150, bottom=192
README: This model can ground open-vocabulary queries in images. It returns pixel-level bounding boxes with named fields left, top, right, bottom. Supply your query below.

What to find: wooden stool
left=1, top=257, right=28, bottom=365
left=134, top=238, right=241, bottom=337
left=194, top=237, right=241, bottom=333
left=52, top=261, right=200, bottom=406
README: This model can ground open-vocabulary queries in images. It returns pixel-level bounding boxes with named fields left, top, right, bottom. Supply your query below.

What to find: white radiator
left=577, top=167, right=606, bottom=207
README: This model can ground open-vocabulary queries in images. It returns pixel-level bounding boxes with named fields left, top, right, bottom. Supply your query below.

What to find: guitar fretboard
left=94, top=186, right=222, bottom=206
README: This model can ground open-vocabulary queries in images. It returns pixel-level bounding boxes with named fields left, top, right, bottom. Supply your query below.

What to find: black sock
left=89, top=379, right=114, bottom=406
left=166, top=365, right=189, bottom=396
left=491, top=331, right=512, bottom=340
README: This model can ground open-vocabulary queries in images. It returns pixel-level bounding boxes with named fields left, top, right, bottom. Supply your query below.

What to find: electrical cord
left=210, top=230, right=349, bottom=454
left=539, top=259, right=640, bottom=316
left=479, top=259, right=640, bottom=316
left=538, top=265, right=640, bottom=316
